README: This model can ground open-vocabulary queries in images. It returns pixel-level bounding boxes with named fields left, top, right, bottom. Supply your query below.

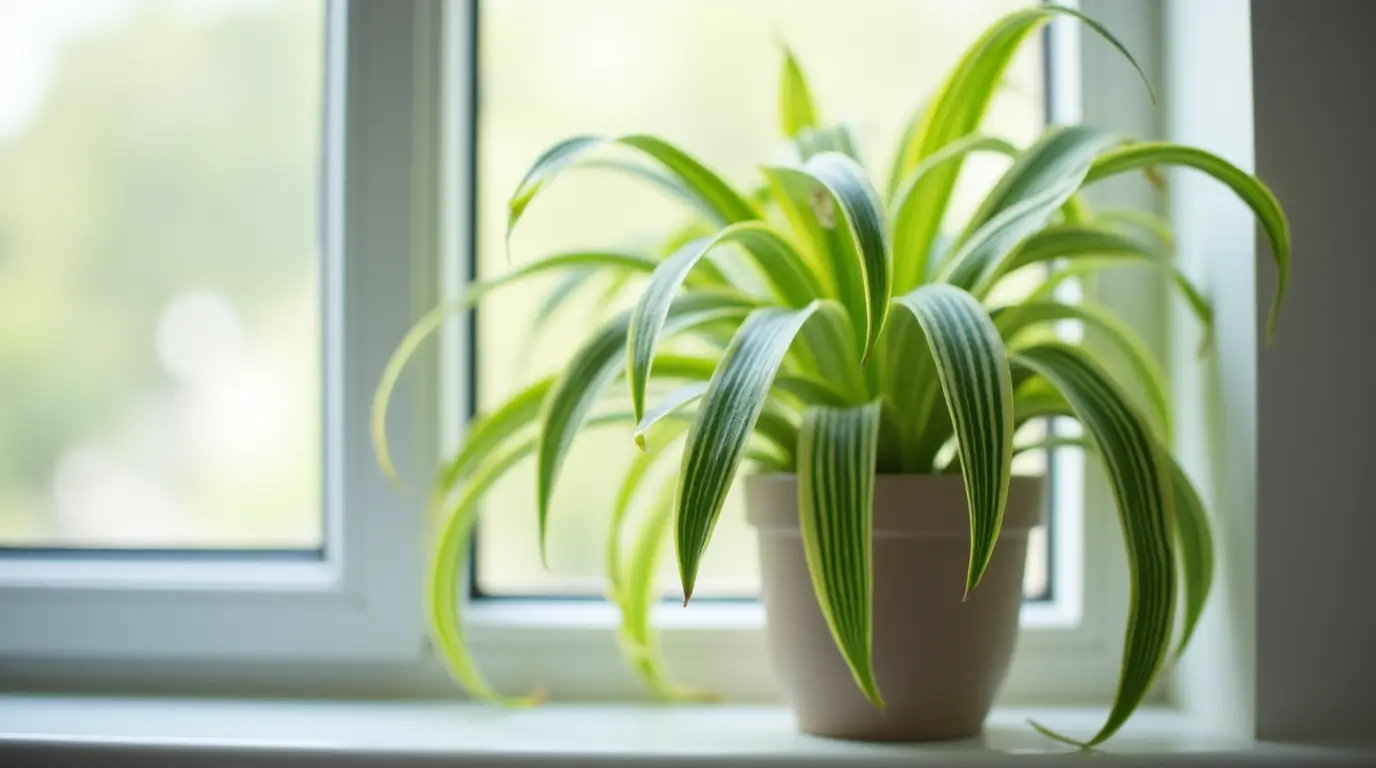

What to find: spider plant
left=373, top=4, right=1290, bottom=747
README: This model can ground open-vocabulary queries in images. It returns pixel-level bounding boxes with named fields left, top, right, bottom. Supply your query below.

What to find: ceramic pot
left=745, top=473, right=1045, bottom=741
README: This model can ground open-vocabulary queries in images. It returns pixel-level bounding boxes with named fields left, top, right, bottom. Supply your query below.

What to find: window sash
left=0, top=0, right=435, bottom=664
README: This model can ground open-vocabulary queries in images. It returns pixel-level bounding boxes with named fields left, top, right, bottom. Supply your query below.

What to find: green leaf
left=429, top=410, right=648, bottom=705
left=507, top=135, right=759, bottom=247
left=603, top=420, right=713, bottom=701
left=1000, top=224, right=1168, bottom=277
left=936, top=126, right=1123, bottom=290
left=1086, top=142, right=1290, bottom=341
left=890, top=134, right=1019, bottom=292
left=433, top=376, right=554, bottom=513
left=676, top=302, right=832, bottom=602
left=428, top=440, right=546, bottom=708
left=616, top=476, right=714, bottom=701
left=627, top=224, right=824, bottom=423
left=797, top=123, right=863, bottom=164
left=1013, top=384, right=1071, bottom=429
left=1165, top=453, right=1213, bottom=659
left=779, top=45, right=820, bottom=139
left=634, top=383, right=709, bottom=450
left=797, top=401, right=885, bottom=708
left=960, top=127, right=1124, bottom=243
left=538, top=292, right=754, bottom=564
left=1096, top=208, right=1176, bottom=250
left=1024, top=256, right=1215, bottom=356
left=890, top=285, right=1014, bottom=594
left=372, top=250, right=661, bottom=491
left=1010, top=435, right=1092, bottom=461
left=764, top=152, right=890, bottom=361
left=890, top=4, right=1151, bottom=281
left=1007, top=427, right=1212, bottom=662
left=1013, top=343, right=1176, bottom=748
left=993, top=300, right=1171, bottom=440
left=884, top=101, right=926, bottom=203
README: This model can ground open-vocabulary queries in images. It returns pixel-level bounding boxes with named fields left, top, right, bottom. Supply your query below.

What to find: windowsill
left=0, top=695, right=1370, bottom=767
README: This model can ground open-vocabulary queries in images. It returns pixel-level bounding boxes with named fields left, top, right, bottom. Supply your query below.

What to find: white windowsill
left=0, top=695, right=1370, bottom=767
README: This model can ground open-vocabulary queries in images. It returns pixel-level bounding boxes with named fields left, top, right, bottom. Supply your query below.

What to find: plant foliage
left=373, top=3, right=1290, bottom=746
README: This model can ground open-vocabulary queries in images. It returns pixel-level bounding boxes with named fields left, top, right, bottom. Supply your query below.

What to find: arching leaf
left=797, top=400, right=885, bottom=708
left=676, top=302, right=833, bottom=602
left=1013, top=343, right=1176, bottom=748
left=891, top=285, right=1014, bottom=595
left=1086, top=142, right=1291, bottom=342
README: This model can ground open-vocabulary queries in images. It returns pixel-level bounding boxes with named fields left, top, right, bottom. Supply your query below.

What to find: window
left=0, top=0, right=1154, bottom=706
left=0, top=0, right=323, bottom=552
left=0, top=0, right=432, bottom=665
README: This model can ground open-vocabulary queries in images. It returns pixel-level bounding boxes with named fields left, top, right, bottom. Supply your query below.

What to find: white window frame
left=0, top=0, right=1168, bottom=707
left=0, top=0, right=435, bottom=670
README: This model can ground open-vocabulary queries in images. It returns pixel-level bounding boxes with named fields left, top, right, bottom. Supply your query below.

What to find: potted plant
left=372, top=3, right=1291, bottom=748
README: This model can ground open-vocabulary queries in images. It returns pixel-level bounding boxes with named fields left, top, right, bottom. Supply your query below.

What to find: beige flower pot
left=745, top=473, right=1046, bottom=742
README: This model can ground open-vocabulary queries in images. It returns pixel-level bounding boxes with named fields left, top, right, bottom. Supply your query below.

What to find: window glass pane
left=475, top=0, right=1048, bottom=598
left=0, top=0, right=324, bottom=549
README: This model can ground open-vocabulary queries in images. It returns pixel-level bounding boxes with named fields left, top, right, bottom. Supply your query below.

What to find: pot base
left=747, top=474, right=1045, bottom=743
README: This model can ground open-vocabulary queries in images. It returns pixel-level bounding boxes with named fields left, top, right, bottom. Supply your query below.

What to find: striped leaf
left=994, top=300, right=1171, bottom=440
left=959, top=127, right=1124, bottom=243
left=764, top=153, right=890, bottom=361
left=1005, top=423, right=1213, bottom=662
left=1013, top=343, right=1176, bottom=748
left=890, top=134, right=1019, bottom=291
left=538, top=293, right=754, bottom=563
left=429, top=411, right=647, bottom=705
left=797, top=401, right=884, bottom=707
left=891, top=285, right=1014, bottom=594
left=507, top=135, right=759, bottom=246
left=1165, top=453, right=1213, bottom=659
left=676, top=302, right=831, bottom=602
left=1086, top=142, right=1292, bottom=341
left=797, top=123, right=863, bottom=164
left=936, top=127, right=1123, bottom=290
left=779, top=45, right=820, bottom=139
left=890, top=4, right=1149, bottom=283
left=627, top=224, right=823, bottom=422
left=372, top=250, right=661, bottom=490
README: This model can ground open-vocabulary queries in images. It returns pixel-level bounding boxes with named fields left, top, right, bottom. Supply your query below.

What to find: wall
left=1250, top=0, right=1376, bottom=744
left=1168, top=0, right=1376, bottom=745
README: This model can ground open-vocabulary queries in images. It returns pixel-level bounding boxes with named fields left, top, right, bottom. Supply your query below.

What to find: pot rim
left=743, top=472, right=1046, bottom=533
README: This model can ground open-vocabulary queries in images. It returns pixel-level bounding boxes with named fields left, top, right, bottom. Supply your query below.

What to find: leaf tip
left=633, top=432, right=649, bottom=452
left=1028, top=718, right=1092, bottom=750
